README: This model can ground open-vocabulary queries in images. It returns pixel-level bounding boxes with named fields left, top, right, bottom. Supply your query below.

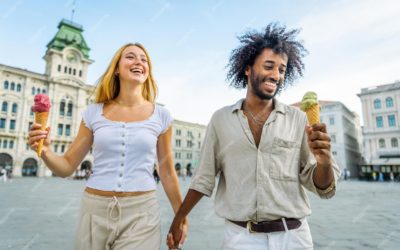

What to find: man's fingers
left=309, top=140, right=331, bottom=150
left=308, top=131, right=330, bottom=142
left=311, top=123, right=327, bottom=133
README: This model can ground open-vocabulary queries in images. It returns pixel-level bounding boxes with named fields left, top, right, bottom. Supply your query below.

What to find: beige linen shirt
left=190, top=99, right=341, bottom=221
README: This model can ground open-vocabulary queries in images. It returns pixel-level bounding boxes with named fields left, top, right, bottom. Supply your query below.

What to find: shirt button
left=120, top=163, right=124, bottom=166
left=119, top=173, right=123, bottom=177
left=122, top=124, right=126, bottom=128
left=122, top=134, right=125, bottom=137
left=122, top=142, right=125, bottom=146
left=118, top=184, right=121, bottom=187
left=122, top=153, right=125, bottom=157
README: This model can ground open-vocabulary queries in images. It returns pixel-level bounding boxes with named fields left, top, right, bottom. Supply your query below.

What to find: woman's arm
left=28, top=121, right=93, bottom=177
left=157, top=126, right=182, bottom=213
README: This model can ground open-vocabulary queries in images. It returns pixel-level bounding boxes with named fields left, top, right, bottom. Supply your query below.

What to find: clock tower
left=43, top=19, right=93, bottom=85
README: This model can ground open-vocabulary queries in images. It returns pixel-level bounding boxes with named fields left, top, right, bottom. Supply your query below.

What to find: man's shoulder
left=277, top=101, right=307, bottom=122
left=210, top=102, right=240, bottom=121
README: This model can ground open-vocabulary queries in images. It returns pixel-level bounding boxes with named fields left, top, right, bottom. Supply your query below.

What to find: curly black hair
left=226, top=23, right=308, bottom=91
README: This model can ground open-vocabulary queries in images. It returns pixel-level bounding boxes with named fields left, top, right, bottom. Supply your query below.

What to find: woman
left=28, top=43, right=187, bottom=249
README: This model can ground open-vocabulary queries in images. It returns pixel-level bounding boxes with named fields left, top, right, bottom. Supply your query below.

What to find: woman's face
left=116, top=45, right=149, bottom=85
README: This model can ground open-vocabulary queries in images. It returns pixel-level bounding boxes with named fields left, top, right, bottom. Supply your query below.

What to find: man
left=168, top=23, right=340, bottom=250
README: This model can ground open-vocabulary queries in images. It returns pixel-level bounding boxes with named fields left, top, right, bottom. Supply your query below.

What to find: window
left=58, top=124, right=63, bottom=136
left=198, top=142, right=201, bottom=149
left=187, top=153, right=192, bottom=159
left=379, top=138, right=386, bottom=148
left=32, top=87, right=35, bottom=95
left=332, top=151, right=337, bottom=156
left=187, top=131, right=193, bottom=137
left=376, top=116, right=383, bottom=128
left=26, top=143, right=29, bottom=150
left=0, top=118, right=5, bottom=129
left=187, top=141, right=192, bottom=148
left=60, top=101, right=65, bottom=116
left=54, top=144, right=58, bottom=153
left=79, top=70, right=82, bottom=77
left=61, top=145, right=65, bottom=153
left=386, top=97, right=393, bottom=108
left=36, top=88, right=40, bottom=94
left=64, top=66, right=67, bottom=73
left=28, top=122, right=33, bottom=132
left=10, top=82, right=15, bottom=90
left=3, top=140, right=7, bottom=148
left=4, top=80, right=9, bottom=89
left=12, top=103, right=17, bottom=114
left=42, top=89, right=46, bottom=94
left=374, top=99, right=381, bottom=109
left=175, top=152, right=181, bottom=159
left=67, top=102, right=73, bottom=116
left=388, top=115, right=396, bottom=127
left=176, top=139, right=181, bottom=147
left=391, top=138, right=398, bottom=148
left=9, top=140, right=14, bottom=149
left=329, top=117, right=335, bottom=125
left=1, top=101, right=7, bottom=112
left=198, top=133, right=201, bottom=138
left=17, top=84, right=21, bottom=92
left=69, top=68, right=72, bottom=74
left=58, top=65, right=61, bottom=72
left=10, top=120, right=15, bottom=130
left=30, top=110, right=33, bottom=116
left=66, top=125, right=71, bottom=136
left=73, top=69, right=76, bottom=75
left=176, top=129, right=181, bottom=136
left=331, top=134, right=336, bottom=143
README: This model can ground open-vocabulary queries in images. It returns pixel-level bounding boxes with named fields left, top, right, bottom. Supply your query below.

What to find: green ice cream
left=300, top=91, right=318, bottom=111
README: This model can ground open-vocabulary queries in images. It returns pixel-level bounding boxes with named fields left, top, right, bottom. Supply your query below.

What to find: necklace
left=243, top=102, right=265, bottom=126
left=113, top=100, right=144, bottom=108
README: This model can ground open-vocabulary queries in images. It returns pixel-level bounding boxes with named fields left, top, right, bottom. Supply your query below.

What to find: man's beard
left=250, top=69, right=281, bottom=100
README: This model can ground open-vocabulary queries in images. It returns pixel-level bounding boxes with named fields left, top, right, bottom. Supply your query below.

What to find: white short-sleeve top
left=81, top=103, right=173, bottom=192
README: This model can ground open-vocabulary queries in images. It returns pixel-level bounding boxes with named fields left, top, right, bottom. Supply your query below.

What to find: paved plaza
left=0, top=178, right=399, bottom=250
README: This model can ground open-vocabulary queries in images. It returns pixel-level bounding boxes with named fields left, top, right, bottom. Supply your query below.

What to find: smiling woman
left=27, top=43, right=188, bottom=249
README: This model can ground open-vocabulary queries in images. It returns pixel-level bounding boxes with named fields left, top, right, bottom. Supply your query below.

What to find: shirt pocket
left=269, top=137, right=300, bottom=181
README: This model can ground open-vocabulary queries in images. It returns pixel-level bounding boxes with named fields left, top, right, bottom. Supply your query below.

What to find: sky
left=1, top=0, right=400, bottom=125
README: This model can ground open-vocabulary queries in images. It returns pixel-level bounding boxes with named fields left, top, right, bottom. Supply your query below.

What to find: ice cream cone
left=35, top=111, right=49, bottom=157
left=305, top=104, right=320, bottom=126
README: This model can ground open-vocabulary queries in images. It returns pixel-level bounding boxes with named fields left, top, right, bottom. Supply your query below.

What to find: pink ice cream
left=31, top=94, right=51, bottom=112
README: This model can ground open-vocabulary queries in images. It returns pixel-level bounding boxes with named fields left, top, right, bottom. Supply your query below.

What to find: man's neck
left=243, top=94, right=274, bottom=114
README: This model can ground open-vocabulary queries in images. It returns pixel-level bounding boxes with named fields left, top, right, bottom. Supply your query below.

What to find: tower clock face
left=66, top=52, right=78, bottom=63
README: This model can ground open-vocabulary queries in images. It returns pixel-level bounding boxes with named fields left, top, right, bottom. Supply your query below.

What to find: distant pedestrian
left=1, top=168, right=7, bottom=183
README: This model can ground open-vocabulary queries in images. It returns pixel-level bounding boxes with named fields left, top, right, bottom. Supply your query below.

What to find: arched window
left=69, top=68, right=72, bottom=74
left=1, top=101, right=8, bottom=112
left=12, top=103, right=17, bottom=114
left=379, top=138, right=386, bottom=148
left=67, top=102, right=73, bottom=116
left=37, top=88, right=40, bottom=94
left=11, top=82, right=15, bottom=90
left=374, top=99, right=381, bottom=109
left=42, top=89, right=46, bottom=94
left=73, top=69, right=76, bottom=75
left=64, top=66, right=67, bottom=73
left=4, top=80, right=9, bottom=89
left=32, top=87, right=35, bottom=95
left=17, top=84, right=21, bottom=92
left=79, top=70, right=82, bottom=77
left=58, top=65, right=61, bottom=72
left=392, top=138, right=399, bottom=148
left=386, top=97, right=393, bottom=108
left=60, top=100, right=66, bottom=116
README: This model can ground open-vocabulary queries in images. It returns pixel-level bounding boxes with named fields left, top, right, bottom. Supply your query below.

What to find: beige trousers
left=75, top=191, right=161, bottom=250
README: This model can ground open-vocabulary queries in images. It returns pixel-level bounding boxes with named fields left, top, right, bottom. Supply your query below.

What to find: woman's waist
left=84, top=186, right=155, bottom=197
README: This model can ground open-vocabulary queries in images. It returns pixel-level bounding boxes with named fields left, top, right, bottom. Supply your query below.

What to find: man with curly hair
left=168, top=23, right=340, bottom=250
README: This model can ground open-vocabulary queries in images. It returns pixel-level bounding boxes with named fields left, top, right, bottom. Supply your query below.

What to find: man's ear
left=245, top=66, right=250, bottom=77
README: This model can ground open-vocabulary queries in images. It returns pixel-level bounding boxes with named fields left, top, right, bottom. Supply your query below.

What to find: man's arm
left=168, top=189, right=205, bottom=249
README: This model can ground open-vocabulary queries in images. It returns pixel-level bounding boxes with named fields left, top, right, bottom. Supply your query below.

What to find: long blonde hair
left=94, top=43, right=157, bottom=103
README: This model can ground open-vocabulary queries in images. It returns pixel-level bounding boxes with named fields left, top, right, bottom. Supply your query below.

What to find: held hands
left=167, top=216, right=188, bottom=250
left=305, top=123, right=332, bottom=168
left=28, top=123, right=51, bottom=153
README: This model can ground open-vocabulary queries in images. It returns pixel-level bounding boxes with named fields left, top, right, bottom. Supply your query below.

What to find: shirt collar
left=231, top=98, right=286, bottom=114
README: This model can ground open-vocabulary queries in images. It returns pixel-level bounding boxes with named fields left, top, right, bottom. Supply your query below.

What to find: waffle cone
left=305, top=104, right=320, bottom=126
left=34, top=112, right=49, bottom=157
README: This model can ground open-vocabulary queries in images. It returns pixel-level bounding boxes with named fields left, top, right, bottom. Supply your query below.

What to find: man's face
left=245, top=48, right=288, bottom=100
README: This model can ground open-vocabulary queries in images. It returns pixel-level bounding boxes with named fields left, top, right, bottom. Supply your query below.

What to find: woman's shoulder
left=155, top=104, right=172, bottom=117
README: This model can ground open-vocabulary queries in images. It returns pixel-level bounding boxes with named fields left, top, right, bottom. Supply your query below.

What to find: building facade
left=358, top=82, right=400, bottom=180
left=171, top=120, right=206, bottom=176
left=0, top=19, right=95, bottom=178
